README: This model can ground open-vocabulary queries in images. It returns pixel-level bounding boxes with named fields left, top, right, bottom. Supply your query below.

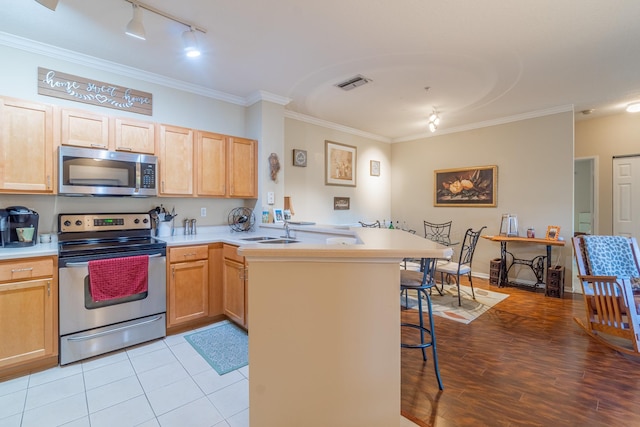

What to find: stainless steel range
left=58, top=213, right=167, bottom=365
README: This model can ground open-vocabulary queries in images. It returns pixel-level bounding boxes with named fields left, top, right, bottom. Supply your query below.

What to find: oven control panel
left=59, top=213, right=151, bottom=232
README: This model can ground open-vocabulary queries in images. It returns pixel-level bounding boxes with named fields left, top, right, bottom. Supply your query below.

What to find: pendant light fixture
left=125, top=2, right=146, bottom=40
left=182, top=27, right=201, bottom=58
left=428, top=108, right=441, bottom=133
left=626, top=102, right=640, bottom=113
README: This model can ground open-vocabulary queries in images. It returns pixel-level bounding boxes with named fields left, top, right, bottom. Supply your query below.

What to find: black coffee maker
left=0, top=206, right=39, bottom=247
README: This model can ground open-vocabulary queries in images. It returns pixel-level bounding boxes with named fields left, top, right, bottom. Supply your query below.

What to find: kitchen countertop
left=0, top=224, right=364, bottom=261
left=239, top=227, right=453, bottom=261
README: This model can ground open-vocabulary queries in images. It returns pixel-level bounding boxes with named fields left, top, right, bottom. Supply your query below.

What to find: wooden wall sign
left=37, top=67, right=153, bottom=116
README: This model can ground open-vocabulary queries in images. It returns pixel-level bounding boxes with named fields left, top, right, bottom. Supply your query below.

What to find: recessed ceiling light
left=626, top=102, right=640, bottom=113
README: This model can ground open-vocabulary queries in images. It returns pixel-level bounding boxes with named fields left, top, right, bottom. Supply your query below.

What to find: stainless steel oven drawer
left=60, top=313, right=166, bottom=365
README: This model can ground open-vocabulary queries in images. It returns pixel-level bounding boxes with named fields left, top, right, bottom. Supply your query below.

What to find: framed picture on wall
left=334, top=197, right=350, bottom=210
left=434, top=165, right=497, bottom=207
left=325, top=140, right=357, bottom=187
left=370, top=160, right=380, bottom=176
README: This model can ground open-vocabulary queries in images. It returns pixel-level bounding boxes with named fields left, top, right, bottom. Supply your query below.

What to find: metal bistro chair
left=359, top=220, right=381, bottom=228
left=424, top=220, right=453, bottom=246
left=400, top=256, right=444, bottom=390
left=435, top=226, right=487, bottom=306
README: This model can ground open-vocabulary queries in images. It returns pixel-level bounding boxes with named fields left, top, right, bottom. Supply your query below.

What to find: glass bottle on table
left=389, top=221, right=394, bottom=229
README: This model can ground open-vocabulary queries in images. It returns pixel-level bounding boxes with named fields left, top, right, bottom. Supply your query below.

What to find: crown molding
left=284, top=110, right=392, bottom=143
left=246, top=90, right=291, bottom=106
left=392, top=104, right=575, bottom=143
left=0, top=31, right=247, bottom=106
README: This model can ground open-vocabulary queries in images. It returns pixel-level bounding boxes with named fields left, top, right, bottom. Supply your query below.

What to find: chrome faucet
left=283, top=221, right=291, bottom=239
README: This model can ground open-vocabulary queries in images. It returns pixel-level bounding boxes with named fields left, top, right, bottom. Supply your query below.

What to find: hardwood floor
left=400, top=277, right=640, bottom=427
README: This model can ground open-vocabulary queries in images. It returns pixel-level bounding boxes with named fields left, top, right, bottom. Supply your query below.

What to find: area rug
left=401, top=283, right=509, bottom=324
left=184, top=320, right=248, bottom=375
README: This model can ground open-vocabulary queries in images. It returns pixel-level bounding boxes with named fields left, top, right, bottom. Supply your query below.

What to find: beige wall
left=391, top=112, right=575, bottom=282
left=575, top=113, right=640, bottom=235
left=284, top=117, right=392, bottom=225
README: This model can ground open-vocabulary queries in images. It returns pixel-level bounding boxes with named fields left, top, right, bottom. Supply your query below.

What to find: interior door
left=613, top=155, right=640, bottom=239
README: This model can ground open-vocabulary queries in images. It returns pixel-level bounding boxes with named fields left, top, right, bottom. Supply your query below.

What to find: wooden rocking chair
left=572, top=235, right=640, bottom=356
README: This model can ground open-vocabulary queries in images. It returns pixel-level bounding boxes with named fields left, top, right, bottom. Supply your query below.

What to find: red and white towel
left=88, top=255, right=149, bottom=302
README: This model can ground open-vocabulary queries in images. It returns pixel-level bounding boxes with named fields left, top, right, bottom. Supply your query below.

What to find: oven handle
left=66, top=315, right=164, bottom=342
left=64, top=252, right=164, bottom=267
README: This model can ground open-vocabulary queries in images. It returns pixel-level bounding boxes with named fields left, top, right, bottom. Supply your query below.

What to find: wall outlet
left=267, top=191, right=275, bottom=205
left=200, top=207, right=206, bottom=217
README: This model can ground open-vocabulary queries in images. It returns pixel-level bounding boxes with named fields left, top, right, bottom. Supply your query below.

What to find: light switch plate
left=267, top=192, right=275, bottom=205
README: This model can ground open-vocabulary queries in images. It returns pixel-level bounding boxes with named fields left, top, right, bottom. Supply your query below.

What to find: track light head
left=182, top=27, right=201, bottom=58
left=125, top=3, right=146, bottom=40
left=35, top=0, right=59, bottom=11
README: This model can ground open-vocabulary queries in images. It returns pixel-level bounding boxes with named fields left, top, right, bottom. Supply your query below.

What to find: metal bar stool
left=400, top=257, right=443, bottom=390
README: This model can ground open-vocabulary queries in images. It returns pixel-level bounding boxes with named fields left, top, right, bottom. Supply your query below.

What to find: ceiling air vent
left=335, top=74, right=372, bottom=91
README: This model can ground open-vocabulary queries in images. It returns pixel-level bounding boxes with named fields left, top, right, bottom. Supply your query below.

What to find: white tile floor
left=0, top=323, right=249, bottom=427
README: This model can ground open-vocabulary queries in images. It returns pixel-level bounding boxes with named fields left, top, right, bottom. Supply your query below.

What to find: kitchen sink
left=257, top=238, right=300, bottom=244
left=241, top=236, right=280, bottom=241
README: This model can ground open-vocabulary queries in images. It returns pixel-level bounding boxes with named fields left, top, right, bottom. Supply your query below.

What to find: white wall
left=284, top=117, right=392, bottom=225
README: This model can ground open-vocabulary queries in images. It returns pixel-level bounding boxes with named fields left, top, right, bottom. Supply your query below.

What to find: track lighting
left=428, top=109, right=441, bottom=132
left=125, top=2, right=146, bottom=40
left=123, top=0, right=207, bottom=58
left=626, top=102, right=640, bottom=113
left=182, top=27, right=201, bottom=58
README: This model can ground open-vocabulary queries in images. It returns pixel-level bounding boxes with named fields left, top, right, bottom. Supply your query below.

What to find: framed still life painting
left=325, top=140, right=357, bottom=187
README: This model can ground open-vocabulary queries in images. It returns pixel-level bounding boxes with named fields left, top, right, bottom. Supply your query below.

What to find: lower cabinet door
left=168, top=260, right=209, bottom=327
left=0, top=278, right=56, bottom=368
left=223, top=258, right=246, bottom=327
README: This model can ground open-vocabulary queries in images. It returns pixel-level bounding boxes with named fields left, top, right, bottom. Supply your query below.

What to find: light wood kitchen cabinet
left=159, top=124, right=194, bottom=196
left=60, top=108, right=156, bottom=154
left=167, top=245, right=209, bottom=327
left=0, top=97, right=54, bottom=193
left=223, top=244, right=248, bottom=328
left=60, top=108, right=109, bottom=149
left=228, top=137, right=258, bottom=198
left=196, top=130, right=226, bottom=196
left=113, top=117, right=156, bottom=154
left=0, top=256, right=58, bottom=371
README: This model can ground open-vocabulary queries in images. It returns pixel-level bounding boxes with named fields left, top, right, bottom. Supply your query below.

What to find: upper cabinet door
left=60, top=108, right=109, bottom=150
left=228, top=137, right=257, bottom=198
left=0, top=98, right=54, bottom=193
left=114, top=118, right=156, bottom=154
left=159, top=124, right=194, bottom=196
left=196, top=131, right=226, bottom=197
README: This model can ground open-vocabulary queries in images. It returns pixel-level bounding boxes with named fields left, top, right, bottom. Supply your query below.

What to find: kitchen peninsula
left=239, top=227, right=452, bottom=427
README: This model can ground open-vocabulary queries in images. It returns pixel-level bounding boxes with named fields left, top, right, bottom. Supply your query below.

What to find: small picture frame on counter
left=545, top=225, right=560, bottom=240
left=283, top=209, right=292, bottom=220
left=273, top=208, right=284, bottom=223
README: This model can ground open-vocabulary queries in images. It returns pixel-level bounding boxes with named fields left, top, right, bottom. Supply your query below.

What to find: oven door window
left=84, top=275, right=147, bottom=309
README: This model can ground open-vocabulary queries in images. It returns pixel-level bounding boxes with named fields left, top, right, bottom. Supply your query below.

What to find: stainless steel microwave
left=58, top=146, right=157, bottom=196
